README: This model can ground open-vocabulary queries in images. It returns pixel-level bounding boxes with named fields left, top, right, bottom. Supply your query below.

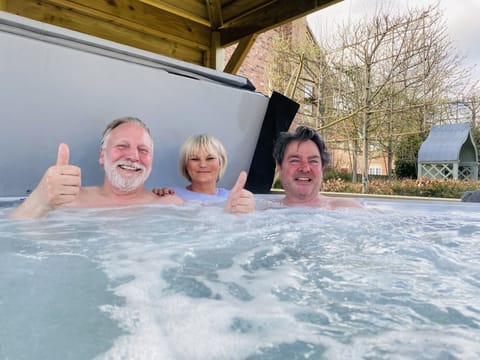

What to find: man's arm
left=9, top=143, right=81, bottom=218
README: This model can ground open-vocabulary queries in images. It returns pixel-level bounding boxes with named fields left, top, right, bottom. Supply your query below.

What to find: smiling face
left=277, top=139, right=323, bottom=203
left=99, top=123, right=153, bottom=192
left=186, top=147, right=221, bottom=187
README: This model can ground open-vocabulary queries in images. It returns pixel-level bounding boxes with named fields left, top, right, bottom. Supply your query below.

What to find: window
left=303, top=83, right=314, bottom=115
left=304, top=83, right=314, bottom=100
left=368, top=166, right=382, bottom=175
left=303, top=103, right=313, bottom=115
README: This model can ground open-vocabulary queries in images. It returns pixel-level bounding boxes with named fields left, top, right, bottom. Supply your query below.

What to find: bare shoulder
left=328, top=197, right=363, bottom=209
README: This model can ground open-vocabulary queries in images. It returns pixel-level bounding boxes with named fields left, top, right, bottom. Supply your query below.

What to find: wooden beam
left=7, top=0, right=206, bottom=64
left=222, top=0, right=276, bottom=23
left=139, top=0, right=210, bottom=26
left=206, top=30, right=221, bottom=70
left=223, top=33, right=257, bottom=74
left=0, top=0, right=7, bottom=11
left=205, top=0, right=223, bottom=28
left=220, top=0, right=342, bottom=46
left=60, top=0, right=212, bottom=47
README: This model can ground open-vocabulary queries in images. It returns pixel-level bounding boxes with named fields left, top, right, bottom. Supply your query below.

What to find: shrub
left=394, top=160, right=417, bottom=179
left=394, top=133, right=426, bottom=179
left=322, top=177, right=480, bottom=199
left=271, top=169, right=479, bottom=199
left=324, top=170, right=352, bottom=182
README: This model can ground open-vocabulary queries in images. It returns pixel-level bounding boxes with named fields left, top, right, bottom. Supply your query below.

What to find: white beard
left=104, top=157, right=151, bottom=192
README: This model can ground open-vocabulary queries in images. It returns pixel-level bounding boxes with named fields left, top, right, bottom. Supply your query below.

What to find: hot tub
left=1, top=198, right=479, bottom=359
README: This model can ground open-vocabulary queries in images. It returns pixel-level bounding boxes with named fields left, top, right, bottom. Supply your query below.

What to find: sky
left=307, top=0, right=480, bottom=82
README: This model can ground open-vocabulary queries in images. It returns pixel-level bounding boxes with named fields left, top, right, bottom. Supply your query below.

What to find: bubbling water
left=1, top=198, right=479, bottom=359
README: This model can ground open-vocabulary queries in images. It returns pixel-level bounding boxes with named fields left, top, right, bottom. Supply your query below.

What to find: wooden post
left=223, top=34, right=256, bottom=74
left=453, top=162, right=459, bottom=180
left=0, top=0, right=7, bottom=11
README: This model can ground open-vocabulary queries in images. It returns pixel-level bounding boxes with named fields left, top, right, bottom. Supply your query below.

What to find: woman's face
left=186, top=148, right=221, bottom=185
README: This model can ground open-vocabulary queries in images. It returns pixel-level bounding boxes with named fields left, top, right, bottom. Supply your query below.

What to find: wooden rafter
left=206, top=0, right=223, bottom=29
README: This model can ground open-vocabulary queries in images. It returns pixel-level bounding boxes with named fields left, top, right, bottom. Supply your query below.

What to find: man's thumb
left=56, top=143, right=70, bottom=166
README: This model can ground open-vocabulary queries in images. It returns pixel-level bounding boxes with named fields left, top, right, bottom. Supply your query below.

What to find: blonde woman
left=154, top=134, right=230, bottom=200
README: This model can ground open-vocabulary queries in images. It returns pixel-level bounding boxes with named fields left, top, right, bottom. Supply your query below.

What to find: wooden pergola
left=1, top=0, right=342, bottom=73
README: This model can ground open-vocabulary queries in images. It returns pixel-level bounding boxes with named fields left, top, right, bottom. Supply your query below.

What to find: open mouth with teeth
left=118, top=164, right=143, bottom=172
left=295, top=177, right=312, bottom=182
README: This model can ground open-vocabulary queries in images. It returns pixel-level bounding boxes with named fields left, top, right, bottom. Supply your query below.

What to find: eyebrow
left=114, top=140, right=151, bottom=149
left=190, top=153, right=217, bottom=157
left=286, top=154, right=320, bottom=159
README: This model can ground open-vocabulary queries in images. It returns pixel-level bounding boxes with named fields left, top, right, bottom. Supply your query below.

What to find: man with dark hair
left=273, top=126, right=362, bottom=209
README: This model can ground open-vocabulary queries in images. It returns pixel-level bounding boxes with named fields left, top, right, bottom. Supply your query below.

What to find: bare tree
left=313, top=3, right=470, bottom=192
left=264, top=4, right=476, bottom=192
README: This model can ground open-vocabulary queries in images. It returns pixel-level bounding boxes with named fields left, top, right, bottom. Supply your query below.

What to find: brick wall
left=224, top=18, right=308, bottom=95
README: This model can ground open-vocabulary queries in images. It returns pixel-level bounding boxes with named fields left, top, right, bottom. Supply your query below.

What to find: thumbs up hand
left=42, top=143, right=82, bottom=207
left=10, top=143, right=82, bottom=218
left=56, top=142, right=70, bottom=166
left=225, top=171, right=255, bottom=214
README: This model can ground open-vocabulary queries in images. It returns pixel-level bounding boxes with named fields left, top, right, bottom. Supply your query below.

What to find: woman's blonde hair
left=179, top=134, right=228, bottom=182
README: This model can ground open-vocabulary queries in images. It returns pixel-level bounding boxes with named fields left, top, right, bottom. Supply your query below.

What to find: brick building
left=223, top=18, right=312, bottom=96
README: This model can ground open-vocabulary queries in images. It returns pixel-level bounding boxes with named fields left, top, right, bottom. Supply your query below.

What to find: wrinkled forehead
left=285, top=139, right=320, bottom=157
left=107, top=123, right=153, bottom=148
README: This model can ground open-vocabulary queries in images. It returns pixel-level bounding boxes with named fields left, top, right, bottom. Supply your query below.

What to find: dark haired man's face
left=278, top=140, right=323, bottom=202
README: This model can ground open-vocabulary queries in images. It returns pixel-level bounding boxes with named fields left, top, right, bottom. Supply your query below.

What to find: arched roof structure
left=418, top=123, right=478, bottom=180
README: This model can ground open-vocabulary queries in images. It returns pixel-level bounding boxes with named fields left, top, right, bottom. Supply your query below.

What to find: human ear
left=99, top=148, right=105, bottom=165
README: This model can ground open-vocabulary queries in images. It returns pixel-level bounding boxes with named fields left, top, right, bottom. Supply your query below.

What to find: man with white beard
left=10, top=117, right=255, bottom=218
